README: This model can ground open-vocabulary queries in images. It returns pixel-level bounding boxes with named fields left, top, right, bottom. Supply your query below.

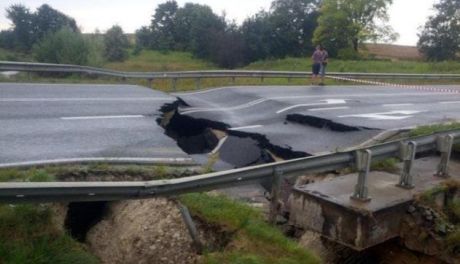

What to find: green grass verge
left=409, top=123, right=460, bottom=137
left=3, top=50, right=460, bottom=91
left=245, top=57, right=460, bottom=74
left=180, top=193, right=320, bottom=264
left=408, top=123, right=460, bottom=152
left=0, top=204, right=99, bottom=264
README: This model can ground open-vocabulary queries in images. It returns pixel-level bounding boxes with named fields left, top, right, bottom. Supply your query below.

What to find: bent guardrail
left=1, top=61, right=460, bottom=90
left=0, top=129, right=459, bottom=205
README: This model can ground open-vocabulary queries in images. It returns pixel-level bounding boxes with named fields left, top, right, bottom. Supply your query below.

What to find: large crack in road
left=157, top=99, right=311, bottom=170
left=156, top=97, right=378, bottom=170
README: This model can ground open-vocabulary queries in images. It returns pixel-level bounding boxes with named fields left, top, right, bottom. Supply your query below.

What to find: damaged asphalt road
left=0, top=83, right=190, bottom=166
left=2, top=83, right=460, bottom=170
left=168, top=85, right=460, bottom=168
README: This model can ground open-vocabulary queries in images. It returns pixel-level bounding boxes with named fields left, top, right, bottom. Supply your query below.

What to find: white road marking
left=383, top=103, right=414, bottom=107
left=61, top=115, right=145, bottom=120
left=439, top=101, right=460, bottom=104
left=179, top=92, right=457, bottom=115
left=0, top=97, right=172, bottom=102
left=181, top=99, right=268, bottom=114
left=276, top=99, right=347, bottom=114
left=228, top=125, right=264, bottom=131
left=308, top=106, right=350, bottom=112
left=339, top=110, right=424, bottom=120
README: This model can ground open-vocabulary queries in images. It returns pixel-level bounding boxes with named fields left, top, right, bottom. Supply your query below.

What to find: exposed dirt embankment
left=86, top=199, right=200, bottom=264
left=400, top=181, right=460, bottom=264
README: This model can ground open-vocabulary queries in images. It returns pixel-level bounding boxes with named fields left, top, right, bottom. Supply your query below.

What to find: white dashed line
left=0, top=97, right=172, bottom=102
left=383, top=103, right=414, bottom=107
left=228, top=125, right=264, bottom=131
left=61, top=115, right=145, bottom=120
left=439, top=101, right=460, bottom=104
left=308, top=106, right=350, bottom=112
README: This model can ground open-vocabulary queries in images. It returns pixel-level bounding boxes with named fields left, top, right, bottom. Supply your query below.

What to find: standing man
left=319, top=45, right=329, bottom=85
left=311, top=45, right=323, bottom=85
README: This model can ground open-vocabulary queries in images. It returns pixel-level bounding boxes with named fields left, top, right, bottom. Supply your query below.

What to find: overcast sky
left=0, top=0, right=436, bottom=46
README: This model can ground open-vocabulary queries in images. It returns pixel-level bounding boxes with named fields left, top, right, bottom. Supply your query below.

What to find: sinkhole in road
left=157, top=100, right=310, bottom=169
left=65, top=202, right=108, bottom=242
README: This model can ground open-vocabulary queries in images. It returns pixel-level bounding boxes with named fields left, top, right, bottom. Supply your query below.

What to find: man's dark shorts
left=312, top=63, right=321, bottom=75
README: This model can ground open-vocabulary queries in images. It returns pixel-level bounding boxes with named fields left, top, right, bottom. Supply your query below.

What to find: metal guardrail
left=0, top=129, right=459, bottom=204
left=1, top=61, right=460, bottom=90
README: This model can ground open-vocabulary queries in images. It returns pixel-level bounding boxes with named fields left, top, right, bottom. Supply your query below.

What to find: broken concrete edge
left=289, top=186, right=414, bottom=251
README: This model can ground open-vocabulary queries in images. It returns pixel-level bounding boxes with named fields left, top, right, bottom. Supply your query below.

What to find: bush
left=33, top=27, right=89, bottom=65
left=103, top=25, right=129, bottom=62
left=337, top=47, right=361, bottom=60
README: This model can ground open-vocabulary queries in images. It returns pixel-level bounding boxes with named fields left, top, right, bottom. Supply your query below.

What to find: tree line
left=0, top=0, right=458, bottom=68
left=0, top=4, right=129, bottom=66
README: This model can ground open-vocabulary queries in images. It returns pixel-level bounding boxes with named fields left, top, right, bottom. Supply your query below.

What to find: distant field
left=363, top=43, right=422, bottom=60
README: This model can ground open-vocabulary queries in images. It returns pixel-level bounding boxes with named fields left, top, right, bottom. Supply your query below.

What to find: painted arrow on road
left=276, top=99, right=348, bottom=114
left=339, top=110, right=425, bottom=120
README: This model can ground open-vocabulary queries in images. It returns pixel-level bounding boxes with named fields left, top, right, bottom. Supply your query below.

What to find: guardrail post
left=147, top=78, right=153, bottom=88
left=435, top=134, right=454, bottom=178
left=195, top=78, right=201, bottom=90
left=269, top=168, right=283, bottom=224
left=172, top=78, right=177, bottom=92
left=176, top=201, right=203, bottom=254
left=398, top=141, right=417, bottom=189
left=351, top=149, right=372, bottom=202
left=231, top=77, right=236, bottom=85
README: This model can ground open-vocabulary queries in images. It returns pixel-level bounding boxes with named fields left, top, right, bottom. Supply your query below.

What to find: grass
left=4, top=49, right=460, bottom=92
left=408, top=122, right=460, bottom=152
left=180, top=193, right=320, bottom=264
left=0, top=204, right=99, bottom=264
left=371, top=158, right=399, bottom=173
left=105, top=50, right=216, bottom=72
left=417, top=181, right=460, bottom=254
left=245, top=57, right=460, bottom=74
left=409, top=122, right=460, bottom=137
left=0, top=168, right=55, bottom=182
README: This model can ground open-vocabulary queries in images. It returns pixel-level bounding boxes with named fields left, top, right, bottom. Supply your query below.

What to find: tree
left=173, top=3, right=226, bottom=58
left=313, top=0, right=397, bottom=57
left=150, top=1, right=178, bottom=51
left=33, top=27, right=89, bottom=65
left=417, top=0, right=460, bottom=61
left=5, top=4, right=79, bottom=51
left=209, top=23, right=246, bottom=68
left=104, top=25, right=129, bottom=62
left=268, top=0, right=320, bottom=57
left=241, top=12, right=273, bottom=62
left=6, top=4, right=34, bottom=50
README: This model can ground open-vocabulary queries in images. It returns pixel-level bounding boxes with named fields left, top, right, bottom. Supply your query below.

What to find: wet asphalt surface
left=2, top=83, right=460, bottom=167
left=0, top=83, right=188, bottom=165
left=175, top=85, right=460, bottom=155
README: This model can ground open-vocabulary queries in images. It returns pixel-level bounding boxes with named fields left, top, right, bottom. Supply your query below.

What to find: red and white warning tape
left=328, top=76, right=460, bottom=94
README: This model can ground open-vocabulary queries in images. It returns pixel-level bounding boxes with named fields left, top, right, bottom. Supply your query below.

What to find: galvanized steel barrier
left=0, top=129, right=459, bottom=205
left=2, top=61, right=460, bottom=90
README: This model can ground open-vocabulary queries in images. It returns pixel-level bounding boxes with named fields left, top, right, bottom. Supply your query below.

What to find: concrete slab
left=289, top=156, right=460, bottom=250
